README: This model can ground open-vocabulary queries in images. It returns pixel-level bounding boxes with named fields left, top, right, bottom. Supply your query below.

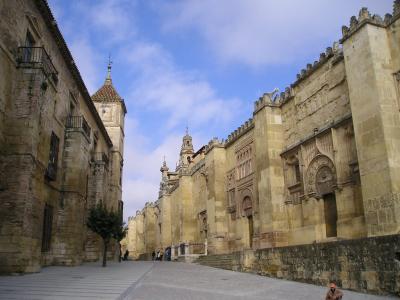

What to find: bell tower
left=179, top=127, right=194, bottom=168
left=92, top=60, right=127, bottom=212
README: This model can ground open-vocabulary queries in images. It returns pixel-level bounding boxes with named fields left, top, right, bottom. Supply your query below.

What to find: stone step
left=196, top=258, right=233, bottom=262
left=195, top=254, right=234, bottom=271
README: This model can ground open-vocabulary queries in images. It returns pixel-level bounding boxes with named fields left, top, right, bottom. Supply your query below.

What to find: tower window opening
left=294, top=162, right=301, bottom=183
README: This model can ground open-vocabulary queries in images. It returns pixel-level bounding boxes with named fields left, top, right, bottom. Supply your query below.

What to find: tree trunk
left=118, top=243, right=122, bottom=263
left=102, top=239, right=108, bottom=267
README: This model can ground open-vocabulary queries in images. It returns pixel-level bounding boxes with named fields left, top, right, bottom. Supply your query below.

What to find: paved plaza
left=0, top=262, right=396, bottom=300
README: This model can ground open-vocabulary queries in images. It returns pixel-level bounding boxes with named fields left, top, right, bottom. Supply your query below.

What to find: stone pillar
left=0, top=67, right=47, bottom=273
left=144, top=204, right=157, bottom=254
left=53, top=126, right=90, bottom=265
left=127, top=216, right=137, bottom=259
left=84, top=160, right=107, bottom=262
left=253, top=99, right=288, bottom=248
left=135, top=212, right=145, bottom=257
left=160, top=194, right=172, bottom=249
left=205, top=144, right=228, bottom=254
left=179, top=174, right=195, bottom=243
left=343, top=20, right=400, bottom=236
left=184, top=243, right=189, bottom=256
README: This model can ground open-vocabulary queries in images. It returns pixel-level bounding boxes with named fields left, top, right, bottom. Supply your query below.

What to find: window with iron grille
left=45, top=132, right=59, bottom=181
left=23, top=31, right=35, bottom=62
left=41, top=204, right=53, bottom=252
left=119, top=166, right=123, bottom=186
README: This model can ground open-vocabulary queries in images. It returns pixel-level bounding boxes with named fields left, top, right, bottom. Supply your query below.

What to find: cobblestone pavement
left=0, top=261, right=396, bottom=300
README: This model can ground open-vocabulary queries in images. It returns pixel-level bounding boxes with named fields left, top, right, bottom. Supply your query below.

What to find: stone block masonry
left=0, top=0, right=126, bottom=273
left=227, top=234, right=400, bottom=296
left=127, top=3, right=400, bottom=296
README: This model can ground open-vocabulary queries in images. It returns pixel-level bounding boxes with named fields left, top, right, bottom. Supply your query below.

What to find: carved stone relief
left=296, top=85, right=328, bottom=121
left=226, top=168, right=235, bottom=191
left=198, top=210, right=208, bottom=233
left=239, top=189, right=253, bottom=217
left=306, top=155, right=336, bottom=198
left=235, top=141, right=254, bottom=181
left=242, top=196, right=252, bottom=217
left=316, top=133, right=333, bottom=158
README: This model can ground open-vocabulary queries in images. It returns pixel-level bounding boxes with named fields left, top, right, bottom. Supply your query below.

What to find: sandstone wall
left=128, top=4, right=400, bottom=268
left=0, top=0, right=118, bottom=273
left=230, top=234, right=400, bottom=296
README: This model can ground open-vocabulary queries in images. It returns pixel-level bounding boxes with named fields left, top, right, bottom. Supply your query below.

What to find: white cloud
left=123, top=179, right=158, bottom=217
left=122, top=42, right=243, bottom=129
left=158, top=0, right=393, bottom=67
left=121, top=114, right=214, bottom=219
left=69, top=38, right=101, bottom=94
left=76, top=0, right=137, bottom=43
left=121, top=119, right=182, bottom=218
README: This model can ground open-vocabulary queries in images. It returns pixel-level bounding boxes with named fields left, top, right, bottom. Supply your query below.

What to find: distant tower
left=91, top=59, right=127, bottom=212
left=159, top=157, right=169, bottom=198
left=160, top=156, right=169, bottom=179
left=179, top=127, right=194, bottom=168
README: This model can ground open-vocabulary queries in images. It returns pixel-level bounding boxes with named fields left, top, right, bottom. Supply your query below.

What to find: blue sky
left=47, top=0, right=393, bottom=220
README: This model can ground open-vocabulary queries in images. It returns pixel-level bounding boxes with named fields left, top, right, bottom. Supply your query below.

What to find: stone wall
left=0, top=0, right=124, bottom=273
left=127, top=4, right=400, bottom=278
left=230, top=234, right=400, bottom=296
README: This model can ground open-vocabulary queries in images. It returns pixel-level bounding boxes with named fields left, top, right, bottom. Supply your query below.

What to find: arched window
left=242, top=196, right=252, bottom=217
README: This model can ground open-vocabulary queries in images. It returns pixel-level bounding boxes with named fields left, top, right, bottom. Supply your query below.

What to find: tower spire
left=105, top=54, right=112, bottom=85
left=160, top=156, right=169, bottom=172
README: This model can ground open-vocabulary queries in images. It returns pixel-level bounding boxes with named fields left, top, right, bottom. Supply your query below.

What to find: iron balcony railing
left=92, top=152, right=109, bottom=164
left=17, top=47, right=58, bottom=81
left=66, top=115, right=91, bottom=138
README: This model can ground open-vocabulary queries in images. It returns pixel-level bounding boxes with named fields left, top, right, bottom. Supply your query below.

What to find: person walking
left=156, top=250, right=160, bottom=261
left=325, top=282, right=343, bottom=300
left=151, top=251, right=155, bottom=261
left=123, top=250, right=129, bottom=261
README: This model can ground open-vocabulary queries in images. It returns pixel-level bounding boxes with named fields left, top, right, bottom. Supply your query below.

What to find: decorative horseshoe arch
left=240, top=189, right=253, bottom=217
left=306, top=155, right=336, bottom=198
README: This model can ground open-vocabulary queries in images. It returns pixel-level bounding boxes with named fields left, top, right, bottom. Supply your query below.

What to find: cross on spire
left=105, top=54, right=113, bottom=84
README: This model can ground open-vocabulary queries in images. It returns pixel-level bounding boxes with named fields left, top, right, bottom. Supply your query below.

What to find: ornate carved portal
left=306, top=155, right=336, bottom=198
left=198, top=210, right=208, bottom=239
left=241, top=196, right=253, bottom=248
left=242, top=196, right=252, bottom=217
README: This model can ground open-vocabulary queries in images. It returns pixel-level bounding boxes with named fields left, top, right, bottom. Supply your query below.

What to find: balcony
left=66, top=115, right=91, bottom=138
left=16, top=47, right=58, bottom=82
left=91, top=152, right=109, bottom=165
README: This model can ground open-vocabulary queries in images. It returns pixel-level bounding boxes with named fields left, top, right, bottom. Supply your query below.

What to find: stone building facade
left=0, top=0, right=126, bottom=273
left=127, top=3, right=400, bottom=294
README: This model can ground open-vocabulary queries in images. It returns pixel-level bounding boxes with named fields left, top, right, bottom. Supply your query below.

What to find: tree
left=86, top=203, right=119, bottom=267
left=113, top=213, right=128, bottom=263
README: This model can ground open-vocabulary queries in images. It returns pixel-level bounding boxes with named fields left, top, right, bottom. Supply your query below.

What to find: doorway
left=247, top=215, right=254, bottom=248
left=323, top=193, right=338, bottom=237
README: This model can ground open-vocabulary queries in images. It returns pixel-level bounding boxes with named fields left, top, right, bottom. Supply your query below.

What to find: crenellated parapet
left=144, top=201, right=156, bottom=208
left=341, top=3, right=400, bottom=42
left=128, top=209, right=143, bottom=221
left=291, top=42, right=343, bottom=88
left=253, top=42, right=343, bottom=112
left=204, top=137, right=224, bottom=154
left=224, top=118, right=254, bottom=147
left=254, top=89, right=282, bottom=112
